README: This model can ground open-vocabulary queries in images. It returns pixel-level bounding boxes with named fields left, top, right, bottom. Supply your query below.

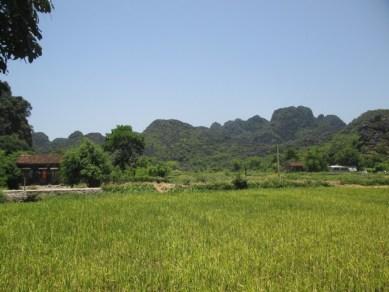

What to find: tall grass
left=0, top=189, right=4, bottom=203
left=0, top=188, right=388, bottom=290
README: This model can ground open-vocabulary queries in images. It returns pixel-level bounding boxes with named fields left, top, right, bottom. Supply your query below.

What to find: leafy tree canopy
left=0, top=134, right=30, bottom=154
left=104, top=125, right=145, bottom=170
left=304, top=149, right=327, bottom=172
left=0, top=0, right=53, bottom=73
left=0, top=150, right=21, bottom=189
left=61, top=140, right=111, bottom=187
left=0, top=81, right=33, bottom=150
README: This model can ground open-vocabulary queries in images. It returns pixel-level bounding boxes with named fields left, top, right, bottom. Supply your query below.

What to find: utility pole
left=276, top=144, right=281, bottom=181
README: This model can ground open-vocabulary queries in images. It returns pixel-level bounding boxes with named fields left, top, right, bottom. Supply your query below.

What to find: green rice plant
left=187, top=182, right=234, bottom=192
left=0, top=187, right=388, bottom=290
left=102, top=183, right=156, bottom=193
left=250, top=178, right=331, bottom=189
left=339, top=176, right=389, bottom=186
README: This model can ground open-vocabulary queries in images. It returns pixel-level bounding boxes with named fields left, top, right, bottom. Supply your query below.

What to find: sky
left=3, top=0, right=389, bottom=140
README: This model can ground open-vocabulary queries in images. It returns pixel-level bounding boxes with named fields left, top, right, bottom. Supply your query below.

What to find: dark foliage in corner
left=0, top=0, right=53, bottom=73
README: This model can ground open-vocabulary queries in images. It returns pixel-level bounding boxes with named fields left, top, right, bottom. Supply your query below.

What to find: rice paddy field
left=0, top=187, right=388, bottom=291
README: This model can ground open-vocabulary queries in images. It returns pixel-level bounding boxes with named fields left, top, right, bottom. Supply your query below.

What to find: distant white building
left=329, top=165, right=357, bottom=172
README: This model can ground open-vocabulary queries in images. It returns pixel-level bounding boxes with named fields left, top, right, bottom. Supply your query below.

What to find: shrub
left=339, top=176, right=389, bottom=186
left=249, top=178, right=331, bottom=189
left=0, top=190, right=5, bottom=203
left=304, top=149, right=328, bottom=172
left=232, top=175, right=248, bottom=189
left=189, top=183, right=233, bottom=191
left=61, top=149, right=81, bottom=186
left=147, top=164, right=169, bottom=178
left=62, top=140, right=111, bottom=187
left=0, top=151, right=21, bottom=189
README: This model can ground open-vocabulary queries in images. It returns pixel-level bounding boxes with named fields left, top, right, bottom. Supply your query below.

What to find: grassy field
left=169, top=170, right=389, bottom=187
left=0, top=187, right=388, bottom=290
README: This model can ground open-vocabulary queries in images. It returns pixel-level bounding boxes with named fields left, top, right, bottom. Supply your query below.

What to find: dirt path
left=153, top=183, right=176, bottom=193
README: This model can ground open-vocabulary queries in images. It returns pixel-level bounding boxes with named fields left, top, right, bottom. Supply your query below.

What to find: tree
left=0, top=0, right=53, bottom=73
left=104, top=125, right=145, bottom=170
left=245, top=157, right=262, bottom=170
left=334, top=146, right=360, bottom=167
left=0, top=134, right=30, bottom=154
left=284, top=147, right=299, bottom=162
left=0, top=150, right=21, bottom=189
left=232, top=159, right=242, bottom=172
left=61, top=140, right=111, bottom=187
left=147, top=163, right=170, bottom=178
left=304, top=149, right=327, bottom=172
left=61, top=148, right=81, bottom=186
left=0, top=81, right=33, bottom=148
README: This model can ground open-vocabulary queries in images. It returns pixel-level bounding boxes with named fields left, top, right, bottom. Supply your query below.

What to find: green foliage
left=283, top=147, right=299, bottom=162
left=0, top=0, right=53, bottom=73
left=232, top=175, right=248, bottom=189
left=250, top=178, right=331, bottom=188
left=0, top=150, right=21, bottom=189
left=244, top=157, right=262, bottom=170
left=374, top=161, right=389, bottom=172
left=338, top=176, right=389, bottom=186
left=231, top=159, right=243, bottom=172
left=135, top=157, right=170, bottom=178
left=186, top=182, right=233, bottom=191
left=61, top=149, right=81, bottom=186
left=333, top=146, right=360, bottom=167
left=105, top=125, right=145, bottom=170
left=61, top=140, right=111, bottom=187
left=0, top=82, right=33, bottom=149
left=143, top=107, right=345, bottom=170
left=0, top=189, right=4, bottom=203
left=147, top=163, right=169, bottom=178
left=304, top=149, right=328, bottom=172
left=0, top=134, right=30, bottom=154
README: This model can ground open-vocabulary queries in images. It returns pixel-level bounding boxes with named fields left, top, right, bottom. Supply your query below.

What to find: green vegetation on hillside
left=143, top=106, right=346, bottom=168
left=28, top=104, right=389, bottom=172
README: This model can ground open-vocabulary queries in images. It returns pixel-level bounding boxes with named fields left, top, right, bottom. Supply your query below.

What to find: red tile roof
left=16, top=154, right=62, bottom=166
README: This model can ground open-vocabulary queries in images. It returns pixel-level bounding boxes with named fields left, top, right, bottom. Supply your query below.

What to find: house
left=285, top=162, right=305, bottom=172
left=328, top=165, right=357, bottom=172
left=16, top=154, right=62, bottom=185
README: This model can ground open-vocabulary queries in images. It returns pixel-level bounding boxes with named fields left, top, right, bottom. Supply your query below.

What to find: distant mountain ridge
left=32, top=105, right=345, bottom=163
left=32, top=131, right=105, bottom=153
left=143, top=106, right=346, bottom=167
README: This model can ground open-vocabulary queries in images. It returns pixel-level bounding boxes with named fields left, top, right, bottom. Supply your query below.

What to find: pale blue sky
left=3, top=0, right=389, bottom=139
